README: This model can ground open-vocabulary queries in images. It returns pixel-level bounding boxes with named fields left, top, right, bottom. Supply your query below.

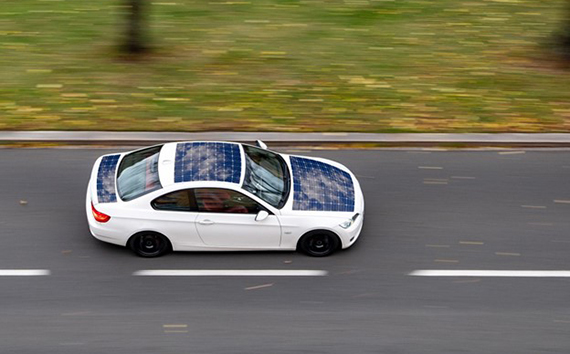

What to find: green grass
left=1, top=0, right=570, bottom=132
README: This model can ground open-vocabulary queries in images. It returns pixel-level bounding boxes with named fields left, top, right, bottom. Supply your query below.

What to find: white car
left=86, top=141, right=364, bottom=257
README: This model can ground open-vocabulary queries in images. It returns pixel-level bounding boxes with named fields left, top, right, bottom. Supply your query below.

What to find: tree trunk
left=558, top=1, right=570, bottom=60
left=124, top=0, right=147, bottom=54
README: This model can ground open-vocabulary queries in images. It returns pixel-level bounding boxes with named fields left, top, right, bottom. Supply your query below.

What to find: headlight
left=339, top=213, right=360, bottom=229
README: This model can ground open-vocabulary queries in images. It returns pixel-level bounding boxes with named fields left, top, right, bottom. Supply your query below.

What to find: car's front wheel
left=129, top=232, right=171, bottom=258
left=298, top=231, right=340, bottom=257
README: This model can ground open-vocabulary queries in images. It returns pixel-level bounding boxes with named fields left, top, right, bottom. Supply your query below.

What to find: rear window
left=117, top=145, right=163, bottom=201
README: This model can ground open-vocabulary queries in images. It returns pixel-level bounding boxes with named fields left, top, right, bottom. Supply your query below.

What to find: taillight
left=91, top=202, right=111, bottom=223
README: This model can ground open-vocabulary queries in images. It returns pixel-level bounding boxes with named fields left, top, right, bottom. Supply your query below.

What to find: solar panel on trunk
left=97, top=154, right=120, bottom=203
left=290, top=156, right=355, bottom=212
left=174, top=142, right=241, bottom=184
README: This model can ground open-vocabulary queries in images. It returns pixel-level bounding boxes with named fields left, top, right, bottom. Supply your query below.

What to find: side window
left=151, top=190, right=198, bottom=212
left=194, top=188, right=263, bottom=214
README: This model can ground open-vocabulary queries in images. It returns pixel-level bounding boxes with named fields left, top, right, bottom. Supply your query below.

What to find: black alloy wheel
left=129, top=232, right=170, bottom=258
left=299, top=231, right=339, bottom=257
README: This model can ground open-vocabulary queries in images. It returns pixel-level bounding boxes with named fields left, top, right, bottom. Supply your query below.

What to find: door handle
left=199, top=219, right=215, bottom=225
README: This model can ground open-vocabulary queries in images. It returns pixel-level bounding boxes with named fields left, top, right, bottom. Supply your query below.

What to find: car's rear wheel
left=129, top=232, right=171, bottom=258
left=298, top=231, right=340, bottom=257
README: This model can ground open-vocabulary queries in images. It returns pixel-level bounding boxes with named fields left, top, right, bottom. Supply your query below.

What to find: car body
left=86, top=141, right=364, bottom=257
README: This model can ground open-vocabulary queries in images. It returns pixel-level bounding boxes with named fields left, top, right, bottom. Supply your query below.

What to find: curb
left=2, top=131, right=570, bottom=147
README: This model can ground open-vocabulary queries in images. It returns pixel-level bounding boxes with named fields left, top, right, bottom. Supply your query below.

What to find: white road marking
left=0, top=269, right=50, bottom=276
left=410, top=270, right=570, bottom=277
left=554, top=199, right=570, bottom=204
left=495, top=252, right=521, bottom=257
left=133, top=270, right=328, bottom=277
left=521, top=205, right=547, bottom=209
left=498, top=150, right=525, bottom=155
left=418, top=166, right=443, bottom=170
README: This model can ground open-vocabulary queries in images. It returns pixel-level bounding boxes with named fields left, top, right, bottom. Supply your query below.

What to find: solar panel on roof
left=97, top=154, right=120, bottom=203
left=290, top=156, right=355, bottom=212
left=174, top=142, right=242, bottom=184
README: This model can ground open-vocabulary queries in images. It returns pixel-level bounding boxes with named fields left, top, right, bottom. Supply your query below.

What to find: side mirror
left=256, top=140, right=268, bottom=150
left=255, top=210, right=269, bottom=221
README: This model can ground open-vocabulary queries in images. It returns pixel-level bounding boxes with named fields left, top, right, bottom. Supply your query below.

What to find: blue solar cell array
left=290, top=156, right=355, bottom=212
left=97, top=154, right=121, bottom=203
left=174, top=142, right=242, bottom=184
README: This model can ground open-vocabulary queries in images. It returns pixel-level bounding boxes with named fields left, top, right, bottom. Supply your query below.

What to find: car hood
left=288, top=156, right=356, bottom=212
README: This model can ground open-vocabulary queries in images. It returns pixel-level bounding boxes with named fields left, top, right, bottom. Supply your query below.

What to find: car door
left=193, top=188, right=281, bottom=248
left=150, top=189, right=202, bottom=249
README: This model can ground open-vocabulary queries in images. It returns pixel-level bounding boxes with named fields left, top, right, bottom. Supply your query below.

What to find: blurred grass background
left=1, top=0, right=569, bottom=132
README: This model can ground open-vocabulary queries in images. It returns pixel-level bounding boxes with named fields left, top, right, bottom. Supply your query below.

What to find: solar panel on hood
left=174, top=142, right=242, bottom=184
left=97, top=154, right=120, bottom=203
left=290, top=156, right=355, bottom=212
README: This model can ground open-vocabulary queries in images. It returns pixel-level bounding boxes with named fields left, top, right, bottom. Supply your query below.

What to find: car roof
left=158, top=141, right=245, bottom=188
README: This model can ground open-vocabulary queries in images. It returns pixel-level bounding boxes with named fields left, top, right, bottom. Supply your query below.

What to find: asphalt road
left=0, top=147, right=569, bottom=354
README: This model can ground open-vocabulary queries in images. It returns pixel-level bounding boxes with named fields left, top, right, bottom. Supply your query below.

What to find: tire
left=129, top=232, right=171, bottom=258
left=298, top=231, right=340, bottom=257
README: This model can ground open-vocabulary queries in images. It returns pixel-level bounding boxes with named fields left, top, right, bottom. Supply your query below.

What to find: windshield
left=242, top=145, right=290, bottom=209
left=117, top=145, right=163, bottom=201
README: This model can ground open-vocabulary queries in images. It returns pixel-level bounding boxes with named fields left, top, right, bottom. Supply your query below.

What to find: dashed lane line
left=0, top=269, right=50, bottom=276
left=133, top=270, right=328, bottom=277
left=410, top=270, right=570, bottom=277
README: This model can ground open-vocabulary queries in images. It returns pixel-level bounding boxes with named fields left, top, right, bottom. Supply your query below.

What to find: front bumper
left=339, top=213, right=364, bottom=249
